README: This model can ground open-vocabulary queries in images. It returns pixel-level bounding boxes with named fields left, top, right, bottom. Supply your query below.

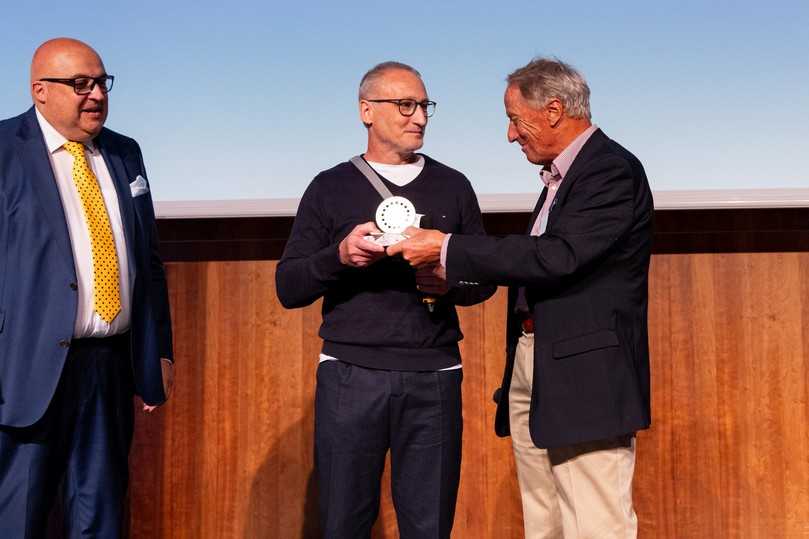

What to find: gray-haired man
left=276, top=61, right=495, bottom=538
left=390, top=57, right=654, bottom=538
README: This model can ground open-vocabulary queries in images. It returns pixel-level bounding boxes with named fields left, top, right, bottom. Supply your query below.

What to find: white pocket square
left=130, top=175, right=149, bottom=197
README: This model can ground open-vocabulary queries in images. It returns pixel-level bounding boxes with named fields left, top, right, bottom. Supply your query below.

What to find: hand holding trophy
left=349, top=155, right=437, bottom=311
left=363, top=196, right=422, bottom=247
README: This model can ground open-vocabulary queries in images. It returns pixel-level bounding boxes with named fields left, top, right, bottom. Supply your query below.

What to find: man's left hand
left=388, top=227, right=446, bottom=267
left=143, top=358, right=174, bottom=413
left=415, top=263, right=449, bottom=295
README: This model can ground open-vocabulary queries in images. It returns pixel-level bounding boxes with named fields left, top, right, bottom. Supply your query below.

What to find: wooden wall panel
left=634, top=253, right=809, bottom=539
left=129, top=253, right=809, bottom=538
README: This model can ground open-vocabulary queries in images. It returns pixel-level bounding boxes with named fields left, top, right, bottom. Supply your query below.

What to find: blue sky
left=3, top=0, right=808, bottom=202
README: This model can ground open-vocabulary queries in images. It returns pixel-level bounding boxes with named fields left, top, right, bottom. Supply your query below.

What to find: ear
left=545, top=98, right=564, bottom=127
left=359, top=99, right=373, bottom=127
left=31, top=81, right=47, bottom=105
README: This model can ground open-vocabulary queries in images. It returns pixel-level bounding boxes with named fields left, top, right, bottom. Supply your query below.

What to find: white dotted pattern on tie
left=63, top=141, right=121, bottom=324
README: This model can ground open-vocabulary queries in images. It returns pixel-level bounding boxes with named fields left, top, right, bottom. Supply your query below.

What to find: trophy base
left=364, top=233, right=408, bottom=247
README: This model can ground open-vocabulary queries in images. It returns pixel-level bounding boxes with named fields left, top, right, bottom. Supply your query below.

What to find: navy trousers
left=0, top=335, right=134, bottom=539
left=315, top=360, right=463, bottom=539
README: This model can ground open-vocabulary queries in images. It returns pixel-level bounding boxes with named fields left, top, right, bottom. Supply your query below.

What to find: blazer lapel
left=16, top=111, right=74, bottom=269
left=546, top=129, right=607, bottom=229
left=98, top=133, right=137, bottom=274
left=528, top=188, right=547, bottom=234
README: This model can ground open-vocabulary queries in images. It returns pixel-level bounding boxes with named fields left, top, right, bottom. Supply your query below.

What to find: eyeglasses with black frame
left=38, top=75, right=115, bottom=95
left=365, top=98, right=436, bottom=118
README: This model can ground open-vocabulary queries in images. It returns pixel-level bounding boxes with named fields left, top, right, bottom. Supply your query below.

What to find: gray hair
left=507, top=57, right=591, bottom=120
left=359, top=61, right=422, bottom=100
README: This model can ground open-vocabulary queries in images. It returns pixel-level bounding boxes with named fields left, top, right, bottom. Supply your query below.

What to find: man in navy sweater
left=276, top=61, right=495, bottom=538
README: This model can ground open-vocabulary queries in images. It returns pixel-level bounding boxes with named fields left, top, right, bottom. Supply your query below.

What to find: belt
left=517, top=312, right=534, bottom=334
left=68, top=332, right=130, bottom=352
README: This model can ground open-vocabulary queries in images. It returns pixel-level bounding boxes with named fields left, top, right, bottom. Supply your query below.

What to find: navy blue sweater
left=276, top=155, right=496, bottom=371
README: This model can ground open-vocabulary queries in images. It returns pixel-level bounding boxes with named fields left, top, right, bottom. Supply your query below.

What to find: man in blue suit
left=0, top=38, right=173, bottom=537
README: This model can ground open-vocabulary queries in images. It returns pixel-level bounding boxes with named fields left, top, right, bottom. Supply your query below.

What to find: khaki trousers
left=509, top=333, right=638, bottom=539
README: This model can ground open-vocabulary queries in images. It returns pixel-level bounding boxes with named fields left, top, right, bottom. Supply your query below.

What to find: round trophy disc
left=375, top=196, right=416, bottom=234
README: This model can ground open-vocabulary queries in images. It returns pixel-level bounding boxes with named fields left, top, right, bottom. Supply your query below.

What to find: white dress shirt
left=35, top=108, right=132, bottom=338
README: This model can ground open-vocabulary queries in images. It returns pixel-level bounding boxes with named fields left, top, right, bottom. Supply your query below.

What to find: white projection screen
left=4, top=1, right=807, bottom=217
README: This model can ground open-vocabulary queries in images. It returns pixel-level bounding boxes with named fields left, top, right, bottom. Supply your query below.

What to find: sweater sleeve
left=444, top=177, right=497, bottom=306
left=275, top=178, right=348, bottom=308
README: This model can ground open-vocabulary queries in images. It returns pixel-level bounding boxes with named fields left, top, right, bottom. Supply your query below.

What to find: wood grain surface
left=128, top=253, right=809, bottom=538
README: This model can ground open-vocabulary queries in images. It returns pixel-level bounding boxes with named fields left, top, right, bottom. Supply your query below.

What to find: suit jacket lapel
left=546, top=129, right=607, bottom=229
left=528, top=188, right=547, bottom=234
left=98, top=133, right=137, bottom=275
left=17, top=110, right=74, bottom=269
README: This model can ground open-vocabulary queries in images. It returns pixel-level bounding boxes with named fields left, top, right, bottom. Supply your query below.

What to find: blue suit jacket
left=0, top=107, right=173, bottom=428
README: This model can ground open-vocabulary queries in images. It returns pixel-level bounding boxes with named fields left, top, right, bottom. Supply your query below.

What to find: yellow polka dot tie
left=63, top=141, right=121, bottom=324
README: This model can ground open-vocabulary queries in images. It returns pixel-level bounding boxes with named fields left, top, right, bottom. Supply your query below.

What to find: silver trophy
left=364, top=196, right=422, bottom=246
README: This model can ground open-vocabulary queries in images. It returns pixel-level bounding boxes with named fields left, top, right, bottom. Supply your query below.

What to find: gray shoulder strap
left=350, top=155, right=394, bottom=200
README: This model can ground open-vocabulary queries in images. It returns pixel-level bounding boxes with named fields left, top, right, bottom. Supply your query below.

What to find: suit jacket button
left=58, top=339, right=71, bottom=348
left=69, top=282, right=78, bottom=290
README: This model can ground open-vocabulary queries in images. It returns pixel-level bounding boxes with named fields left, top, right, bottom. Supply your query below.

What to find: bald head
left=31, top=38, right=103, bottom=83
left=31, top=38, right=109, bottom=142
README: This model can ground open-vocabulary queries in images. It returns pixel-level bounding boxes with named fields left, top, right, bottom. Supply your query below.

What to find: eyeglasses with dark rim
left=365, top=98, right=436, bottom=118
left=38, top=75, right=115, bottom=95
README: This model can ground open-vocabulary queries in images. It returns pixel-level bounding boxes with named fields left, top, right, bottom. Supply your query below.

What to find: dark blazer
left=0, top=107, right=173, bottom=428
left=446, top=129, right=653, bottom=448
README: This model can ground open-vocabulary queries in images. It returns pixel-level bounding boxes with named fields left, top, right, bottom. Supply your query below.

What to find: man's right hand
left=386, top=227, right=445, bottom=268
left=415, top=263, right=449, bottom=295
left=339, top=221, right=387, bottom=267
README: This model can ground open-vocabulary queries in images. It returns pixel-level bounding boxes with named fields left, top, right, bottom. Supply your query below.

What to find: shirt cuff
left=440, top=233, right=452, bottom=269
